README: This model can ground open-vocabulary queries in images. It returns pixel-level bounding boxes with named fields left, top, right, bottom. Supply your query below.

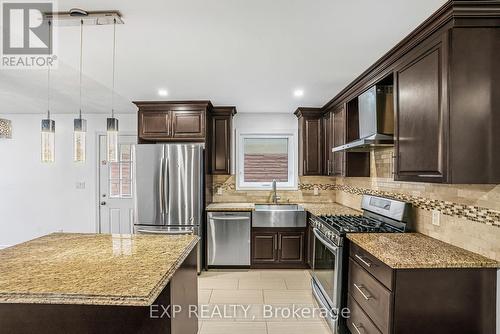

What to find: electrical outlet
left=75, top=182, right=86, bottom=190
left=313, top=187, right=319, bottom=196
left=217, top=187, right=223, bottom=195
left=432, top=210, right=441, bottom=226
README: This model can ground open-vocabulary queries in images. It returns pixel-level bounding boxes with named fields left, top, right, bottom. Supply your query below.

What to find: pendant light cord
left=47, top=20, right=52, bottom=120
left=79, top=19, right=83, bottom=120
left=111, top=18, right=117, bottom=118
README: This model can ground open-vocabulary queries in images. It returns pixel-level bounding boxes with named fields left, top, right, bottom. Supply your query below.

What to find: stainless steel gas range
left=310, top=195, right=411, bottom=333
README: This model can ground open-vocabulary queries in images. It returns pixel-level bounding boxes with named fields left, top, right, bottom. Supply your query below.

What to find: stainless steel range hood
left=333, top=85, right=394, bottom=153
left=332, top=133, right=394, bottom=152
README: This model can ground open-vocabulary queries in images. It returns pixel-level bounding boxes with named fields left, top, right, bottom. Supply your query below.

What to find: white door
left=98, top=135, right=136, bottom=234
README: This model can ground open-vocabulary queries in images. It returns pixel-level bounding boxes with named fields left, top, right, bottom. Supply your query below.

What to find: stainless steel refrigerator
left=132, top=144, right=204, bottom=270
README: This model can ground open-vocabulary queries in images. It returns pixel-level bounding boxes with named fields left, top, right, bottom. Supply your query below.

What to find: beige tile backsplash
left=335, top=148, right=500, bottom=261
left=211, top=175, right=336, bottom=204
left=210, top=147, right=500, bottom=261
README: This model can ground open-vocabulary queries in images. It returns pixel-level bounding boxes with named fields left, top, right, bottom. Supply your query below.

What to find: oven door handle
left=313, top=228, right=339, bottom=253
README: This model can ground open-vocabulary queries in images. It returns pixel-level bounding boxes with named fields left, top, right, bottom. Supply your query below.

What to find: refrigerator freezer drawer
left=207, top=212, right=251, bottom=266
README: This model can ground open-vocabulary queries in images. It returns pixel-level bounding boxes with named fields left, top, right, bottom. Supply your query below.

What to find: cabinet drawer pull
left=352, top=323, right=363, bottom=334
left=355, top=254, right=372, bottom=267
left=353, top=283, right=373, bottom=300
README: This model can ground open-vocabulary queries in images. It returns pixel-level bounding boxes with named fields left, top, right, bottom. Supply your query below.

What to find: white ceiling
left=0, top=0, right=447, bottom=115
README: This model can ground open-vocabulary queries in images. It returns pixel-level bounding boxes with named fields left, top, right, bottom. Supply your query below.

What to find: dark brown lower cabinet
left=252, top=232, right=278, bottom=263
left=307, top=224, right=314, bottom=268
left=348, top=242, right=496, bottom=334
left=251, top=228, right=307, bottom=268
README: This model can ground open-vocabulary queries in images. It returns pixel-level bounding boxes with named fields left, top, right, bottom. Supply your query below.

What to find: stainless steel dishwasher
left=207, top=212, right=251, bottom=266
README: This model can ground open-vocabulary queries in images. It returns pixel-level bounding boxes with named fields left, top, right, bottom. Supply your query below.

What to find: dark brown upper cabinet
left=394, top=34, right=448, bottom=183
left=210, top=107, right=236, bottom=175
left=139, top=111, right=171, bottom=140
left=322, top=111, right=334, bottom=176
left=332, top=106, right=346, bottom=176
left=134, top=101, right=212, bottom=143
left=295, top=108, right=323, bottom=176
left=394, top=26, right=500, bottom=183
left=318, top=1, right=500, bottom=184
left=171, top=109, right=205, bottom=139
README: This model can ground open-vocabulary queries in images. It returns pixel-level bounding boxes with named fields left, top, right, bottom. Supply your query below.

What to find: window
left=237, top=133, right=296, bottom=189
left=109, top=144, right=133, bottom=198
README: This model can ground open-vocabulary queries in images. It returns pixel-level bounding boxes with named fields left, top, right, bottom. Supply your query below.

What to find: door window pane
left=109, top=143, right=133, bottom=198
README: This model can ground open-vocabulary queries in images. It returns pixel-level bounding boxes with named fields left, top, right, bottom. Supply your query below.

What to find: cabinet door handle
left=352, top=322, right=363, bottom=334
left=353, top=283, right=373, bottom=300
left=303, top=160, right=306, bottom=173
left=327, top=159, right=330, bottom=175
left=392, top=153, right=396, bottom=175
left=355, top=254, right=372, bottom=267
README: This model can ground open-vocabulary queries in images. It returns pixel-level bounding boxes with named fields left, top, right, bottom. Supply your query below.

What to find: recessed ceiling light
left=158, top=89, right=168, bottom=97
left=293, top=89, right=304, bottom=98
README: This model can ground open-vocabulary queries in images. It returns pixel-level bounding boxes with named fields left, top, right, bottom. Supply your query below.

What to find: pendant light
left=0, top=118, right=13, bottom=139
left=107, top=18, right=119, bottom=162
left=74, top=19, right=87, bottom=162
left=41, top=20, right=55, bottom=163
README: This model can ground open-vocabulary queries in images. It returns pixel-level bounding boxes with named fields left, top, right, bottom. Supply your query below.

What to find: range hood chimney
left=333, top=85, right=394, bottom=153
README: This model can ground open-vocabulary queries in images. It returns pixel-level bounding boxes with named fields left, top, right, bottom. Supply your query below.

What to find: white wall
left=231, top=112, right=298, bottom=175
left=0, top=111, right=294, bottom=247
left=0, top=113, right=137, bottom=248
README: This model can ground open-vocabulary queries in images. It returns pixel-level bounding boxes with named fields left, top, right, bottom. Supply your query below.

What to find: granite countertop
left=347, top=233, right=499, bottom=269
left=206, top=202, right=361, bottom=216
left=0, top=233, right=199, bottom=306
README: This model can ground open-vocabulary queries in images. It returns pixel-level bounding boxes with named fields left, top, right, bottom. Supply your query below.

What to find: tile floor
left=197, top=269, right=331, bottom=334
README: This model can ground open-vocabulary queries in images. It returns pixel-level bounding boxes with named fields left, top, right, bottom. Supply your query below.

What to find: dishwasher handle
left=209, top=216, right=250, bottom=221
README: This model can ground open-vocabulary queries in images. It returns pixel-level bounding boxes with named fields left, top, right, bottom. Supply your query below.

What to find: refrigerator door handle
left=164, top=152, right=169, bottom=215
left=159, top=156, right=165, bottom=215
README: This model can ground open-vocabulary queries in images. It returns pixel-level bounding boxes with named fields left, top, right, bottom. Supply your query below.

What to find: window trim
left=236, top=131, right=297, bottom=190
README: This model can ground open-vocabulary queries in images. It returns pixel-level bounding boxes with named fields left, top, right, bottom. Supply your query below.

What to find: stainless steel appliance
left=207, top=212, right=251, bottom=266
left=333, top=85, right=394, bottom=152
left=252, top=204, right=306, bottom=228
left=310, top=195, right=411, bottom=333
left=132, top=144, right=204, bottom=271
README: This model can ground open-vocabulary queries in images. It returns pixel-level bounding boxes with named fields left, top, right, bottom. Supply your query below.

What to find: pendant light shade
left=107, top=117, right=119, bottom=162
left=74, top=118, right=87, bottom=162
left=107, top=18, right=119, bottom=162
left=41, top=119, right=55, bottom=163
left=0, top=118, right=12, bottom=139
left=74, top=20, right=87, bottom=163
left=42, top=20, right=54, bottom=163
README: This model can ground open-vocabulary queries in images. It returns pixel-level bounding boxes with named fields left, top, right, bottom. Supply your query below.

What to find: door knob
left=100, top=201, right=106, bottom=206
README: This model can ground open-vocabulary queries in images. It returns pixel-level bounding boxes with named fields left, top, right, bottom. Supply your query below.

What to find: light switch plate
left=432, top=210, right=441, bottom=226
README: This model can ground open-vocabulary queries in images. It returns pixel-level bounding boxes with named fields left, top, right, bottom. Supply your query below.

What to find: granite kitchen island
left=0, top=233, right=199, bottom=334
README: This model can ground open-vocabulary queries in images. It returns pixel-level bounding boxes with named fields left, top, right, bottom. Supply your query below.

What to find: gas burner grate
left=317, top=215, right=403, bottom=234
